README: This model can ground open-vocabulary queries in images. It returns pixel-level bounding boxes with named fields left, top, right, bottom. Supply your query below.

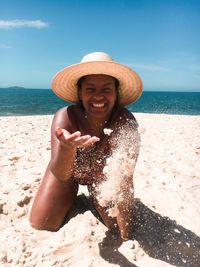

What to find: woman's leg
left=30, top=163, right=78, bottom=231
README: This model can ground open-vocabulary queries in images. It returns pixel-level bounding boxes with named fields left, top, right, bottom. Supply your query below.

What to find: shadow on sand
left=64, top=195, right=200, bottom=267
left=132, top=199, right=200, bottom=267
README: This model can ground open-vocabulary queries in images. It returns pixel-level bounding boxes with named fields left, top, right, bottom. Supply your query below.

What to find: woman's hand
left=55, top=127, right=100, bottom=149
left=50, top=127, right=99, bottom=181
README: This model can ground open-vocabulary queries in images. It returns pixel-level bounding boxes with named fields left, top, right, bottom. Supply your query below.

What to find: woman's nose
left=93, top=92, right=104, bottom=100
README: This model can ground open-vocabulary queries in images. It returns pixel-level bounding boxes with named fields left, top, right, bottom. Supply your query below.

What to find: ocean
left=0, top=88, right=200, bottom=116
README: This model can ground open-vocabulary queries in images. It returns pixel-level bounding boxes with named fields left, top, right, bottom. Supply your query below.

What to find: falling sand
left=97, top=123, right=140, bottom=217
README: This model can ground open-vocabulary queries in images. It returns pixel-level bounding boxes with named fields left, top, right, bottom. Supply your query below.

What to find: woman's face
left=79, top=74, right=117, bottom=122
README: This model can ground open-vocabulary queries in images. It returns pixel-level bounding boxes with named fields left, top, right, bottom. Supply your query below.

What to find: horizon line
left=1, top=87, right=200, bottom=93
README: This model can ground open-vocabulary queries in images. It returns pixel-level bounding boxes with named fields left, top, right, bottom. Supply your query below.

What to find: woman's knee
left=29, top=215, right=61, bottom=232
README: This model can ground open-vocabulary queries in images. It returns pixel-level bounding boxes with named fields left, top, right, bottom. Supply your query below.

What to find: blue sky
left=0, top=0, right=200, bottom=91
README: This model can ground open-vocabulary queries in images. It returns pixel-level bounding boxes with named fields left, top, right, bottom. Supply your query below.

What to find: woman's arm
left=49, top=107, right=99, bottom=181
left=89, top=173, right=137, bottom=242
left=91, top=108, right=140, bottom=241
left=116, top=175, right=137, bottom=241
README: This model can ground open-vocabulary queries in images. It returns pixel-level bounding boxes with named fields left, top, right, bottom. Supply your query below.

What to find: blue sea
left=0, top=88, right=200, bottom=116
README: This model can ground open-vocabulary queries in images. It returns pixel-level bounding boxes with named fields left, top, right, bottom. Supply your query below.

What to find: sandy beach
left=0, top=113, right=200, bottom=267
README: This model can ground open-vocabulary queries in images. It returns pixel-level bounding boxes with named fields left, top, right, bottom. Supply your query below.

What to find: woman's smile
left=80, top=74, right=117, bottom=122
left=92, top=103, right=105, bottom=108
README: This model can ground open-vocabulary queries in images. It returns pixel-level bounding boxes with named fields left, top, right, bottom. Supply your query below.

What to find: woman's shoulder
left=111, top=106, right=139, bottom=128
left=52, top=105, right=83, bottom=132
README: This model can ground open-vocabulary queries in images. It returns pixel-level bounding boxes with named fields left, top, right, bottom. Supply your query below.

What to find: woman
left=30, top=52, right=143, bottom=241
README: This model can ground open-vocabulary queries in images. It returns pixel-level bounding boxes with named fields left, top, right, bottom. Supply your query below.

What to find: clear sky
left=0, top=0, right=200, bottom=91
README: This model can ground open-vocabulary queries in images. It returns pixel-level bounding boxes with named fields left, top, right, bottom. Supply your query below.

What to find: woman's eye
left=103, top=88, right=111, bottom=93
left=86, top=88, right=94, bottom=92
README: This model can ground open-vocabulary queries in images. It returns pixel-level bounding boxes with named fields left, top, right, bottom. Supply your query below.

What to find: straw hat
left=51, top=52, right=143, bottom=106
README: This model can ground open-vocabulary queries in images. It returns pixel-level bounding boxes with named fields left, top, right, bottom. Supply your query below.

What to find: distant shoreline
left=2, top=86, right=25, bottom=89
left=0, top=87, right=51, bottom=90
left=1, top=87, right=200, bottom=93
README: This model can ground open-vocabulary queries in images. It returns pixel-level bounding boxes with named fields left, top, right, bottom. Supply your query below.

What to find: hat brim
left=51, top=61, right=143, bottom=106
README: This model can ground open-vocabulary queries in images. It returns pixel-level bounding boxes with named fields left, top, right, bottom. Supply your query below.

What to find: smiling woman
left=30, top=52, right=143, bottom=241
left=78, top=74, right=117, bottom=125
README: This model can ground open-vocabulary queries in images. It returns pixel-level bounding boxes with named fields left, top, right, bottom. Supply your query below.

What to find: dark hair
left=77, top=75, right=119, bottom=91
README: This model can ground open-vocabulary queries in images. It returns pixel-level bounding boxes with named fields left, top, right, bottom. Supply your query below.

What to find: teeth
left=93, top=103, right=104, bottom=108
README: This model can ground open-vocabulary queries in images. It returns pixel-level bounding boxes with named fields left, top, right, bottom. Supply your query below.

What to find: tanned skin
left=30, top=74, right=138, bottom=241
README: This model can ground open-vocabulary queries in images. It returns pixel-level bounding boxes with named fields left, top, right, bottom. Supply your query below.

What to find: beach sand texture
left=0, top=114, right=200, bottom=267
